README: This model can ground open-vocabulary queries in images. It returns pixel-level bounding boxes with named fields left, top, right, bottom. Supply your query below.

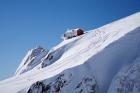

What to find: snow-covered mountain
left=15, top=46, right=48, bottom=75
left=0, top=12, right=140, bottom=93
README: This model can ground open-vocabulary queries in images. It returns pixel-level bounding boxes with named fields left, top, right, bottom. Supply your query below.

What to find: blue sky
left=0, top=0, right=140, bottom=80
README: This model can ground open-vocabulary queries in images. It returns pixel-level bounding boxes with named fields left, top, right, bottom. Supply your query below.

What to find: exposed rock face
left=27, top=73, right=72, bottom=93
left=15, top=46, right=48, bottom=75
left=27, top=73, right=98, bottom=93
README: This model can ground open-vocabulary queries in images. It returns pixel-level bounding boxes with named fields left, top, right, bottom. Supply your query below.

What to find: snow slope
left=0, top=12, right=140, bottom=93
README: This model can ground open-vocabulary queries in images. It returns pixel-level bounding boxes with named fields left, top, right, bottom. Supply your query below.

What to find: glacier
left=0, top=12, right=140, bottom=93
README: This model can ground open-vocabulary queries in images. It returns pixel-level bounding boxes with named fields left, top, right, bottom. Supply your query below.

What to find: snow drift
left=0, top=12, right=140, bottom=93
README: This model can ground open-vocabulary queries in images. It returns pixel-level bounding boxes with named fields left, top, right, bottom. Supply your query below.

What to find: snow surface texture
left=0, top=12, right=140, bottom=93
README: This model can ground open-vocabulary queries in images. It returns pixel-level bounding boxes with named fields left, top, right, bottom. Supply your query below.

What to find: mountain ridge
left=0, top=12, right=140, bottom=93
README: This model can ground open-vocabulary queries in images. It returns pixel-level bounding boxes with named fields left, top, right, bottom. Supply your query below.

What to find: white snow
left=0, top=12, right=140, bottom=93
left=15, top=46, right=48, bottom=75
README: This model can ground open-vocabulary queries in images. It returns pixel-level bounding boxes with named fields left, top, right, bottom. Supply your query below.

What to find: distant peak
left=30, top=46, right=46, bottom=57
left=15, top=46, right=48, bottom=75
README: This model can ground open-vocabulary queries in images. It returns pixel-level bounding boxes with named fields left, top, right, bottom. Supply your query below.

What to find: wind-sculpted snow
left=0, top=12, right=140, bottom=93
left=40, top=37, right=82, bottom=68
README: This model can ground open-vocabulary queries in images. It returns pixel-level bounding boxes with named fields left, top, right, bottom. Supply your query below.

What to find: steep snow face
left=26, top=26, right=140, bottom=93
left=0, top=12, right=140, bottom=93
left=26, top=66, right=98, bottom=93
left=108, top=58, right=140, bottom=93
left=40, top=36, right=83, bottom=68
left=15, top=46, right=48, bottom=75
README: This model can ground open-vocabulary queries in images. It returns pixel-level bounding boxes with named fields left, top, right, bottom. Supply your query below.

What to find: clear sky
left=0, top=0, right=140, bottom=80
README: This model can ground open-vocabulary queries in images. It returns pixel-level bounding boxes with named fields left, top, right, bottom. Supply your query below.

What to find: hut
left=63, top=28, right=84, bottom=40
